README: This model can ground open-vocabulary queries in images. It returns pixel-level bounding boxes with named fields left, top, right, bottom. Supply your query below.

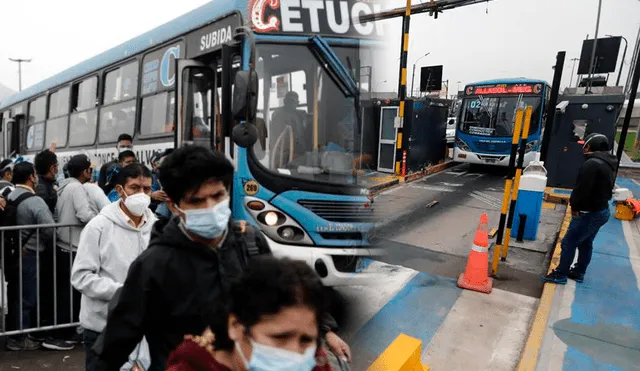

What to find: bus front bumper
left=263, top=235, right=387, bottom=287
left=453, top=148, right=537, bottom=166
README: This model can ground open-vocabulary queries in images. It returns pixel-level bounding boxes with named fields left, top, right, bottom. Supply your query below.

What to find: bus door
left=6, top=113, right=25, bottom=158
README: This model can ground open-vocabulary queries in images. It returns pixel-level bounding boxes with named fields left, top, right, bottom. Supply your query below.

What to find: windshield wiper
left=308, top=36, right=358, bottom=97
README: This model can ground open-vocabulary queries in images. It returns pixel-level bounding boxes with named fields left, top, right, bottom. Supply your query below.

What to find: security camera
left=556, top=100, right=569, bottom=114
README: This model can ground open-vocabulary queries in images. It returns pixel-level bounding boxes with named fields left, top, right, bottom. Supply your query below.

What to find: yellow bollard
left=367, top=333, right=430, bottom=371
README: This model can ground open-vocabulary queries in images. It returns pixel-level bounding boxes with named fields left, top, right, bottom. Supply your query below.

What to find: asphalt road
left=372, top=163, right=555, bottom=298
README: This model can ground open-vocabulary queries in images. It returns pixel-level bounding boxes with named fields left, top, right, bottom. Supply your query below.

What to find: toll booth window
left=69, top=76, right=99, bottom=146
left=26, top=96, right=46, bottom=151
left=46, top=87, right=70, bottom=147
left=99, top=101, right=136, bottom=143
left=141, top=91, right=175, bottom=136
left=104, top=61, right=139, bottom=105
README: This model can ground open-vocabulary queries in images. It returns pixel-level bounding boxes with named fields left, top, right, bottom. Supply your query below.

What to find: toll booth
left=369, top=98, right=449, bottom=174
left=545, top=91, right=625, bottom=188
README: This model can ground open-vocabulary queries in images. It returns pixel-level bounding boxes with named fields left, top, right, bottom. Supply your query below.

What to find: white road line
left=439, top=182, right=464, bottom=187
left=469, top=191, right=501, bottom=209
left=379, top=186, right=400, bottom=195
left=464, top=172, right=485, bottom=179
left=475, top=191, right=501, bottom=203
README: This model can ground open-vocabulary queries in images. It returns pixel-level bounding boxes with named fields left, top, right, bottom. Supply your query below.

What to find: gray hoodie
left=56, top=178, right=97, bottom=252
left=8, top=186, right=55, bottom=252
left=70, top=201, right=157, bottom=333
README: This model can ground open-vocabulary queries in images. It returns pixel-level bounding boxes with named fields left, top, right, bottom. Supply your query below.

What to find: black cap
left=67, top=154, right=92, bottom=174
left=581, top=133, right=609, bottom=152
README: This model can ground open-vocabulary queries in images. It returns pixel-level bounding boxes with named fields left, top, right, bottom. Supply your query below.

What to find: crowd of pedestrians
left=0, top=135, right=352, bottom=371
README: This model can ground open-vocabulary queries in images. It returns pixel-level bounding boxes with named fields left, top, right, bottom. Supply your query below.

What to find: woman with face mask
left=71, top=163, right=156, bottom=371
left=166, top=256, right=334, bottom=371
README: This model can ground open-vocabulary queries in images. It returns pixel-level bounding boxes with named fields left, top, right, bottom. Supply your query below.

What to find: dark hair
left=115, top=163, right=152, bottom=186
left=158, top=145, right=233, bottom=203
left=67, top=154, right=92, bottom=178
left=34, top=150, right=58, bottom=175
left=0, top=159, right=13, bottom=177
left=210, top=257, right=327, bottom=350
left=12, top=162, right=35, bottom=185
left=117, top=134, right=133, bottom=143
left=118, top=150, right=136, bottom=163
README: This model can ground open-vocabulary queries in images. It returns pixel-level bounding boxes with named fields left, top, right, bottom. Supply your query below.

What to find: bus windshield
left=252, top=42, right=373, bottom=185
left=459, top=96, right=542, bottom=137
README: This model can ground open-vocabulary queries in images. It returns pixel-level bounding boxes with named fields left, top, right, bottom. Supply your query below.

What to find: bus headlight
left=244, top=196, right=313, bottom=246
left=525, top=140, right=538, bottom=153
left=456, top=138, right=471, bottom=152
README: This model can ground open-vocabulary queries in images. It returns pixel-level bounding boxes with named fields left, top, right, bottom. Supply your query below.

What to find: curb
left=516, top=204, right=572, bottom=371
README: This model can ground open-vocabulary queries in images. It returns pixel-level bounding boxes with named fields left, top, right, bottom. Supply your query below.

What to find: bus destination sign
left=249, top=0, right=383, bottom=38
left=465, top=83, right=543, bottom=96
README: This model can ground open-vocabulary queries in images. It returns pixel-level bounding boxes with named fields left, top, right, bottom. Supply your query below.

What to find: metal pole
left=616, top=42, right=640, bottom=177
left=491, top=106, right=524, bottom=276
left=586, top=0, right=603, bottom=93
left=502, top=106, right=533, bottom=261
left=541, top=52, right=566, bottom=165
left=411, top=64, right=416, bottom=97
left=8, top=58, right=32, bottom=92
left=617, top=37, right=628, bottom=87
left=569, top=58, right=579, bottom=88
left=396, top=0, right=411, bottom=177
left=627, top=25, right=640, bottom=97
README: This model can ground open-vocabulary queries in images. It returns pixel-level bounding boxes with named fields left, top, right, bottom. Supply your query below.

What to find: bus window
left=104, top=61, right=139, bottom=105
left=99, top=101, right=136, bottom=143
left=69, top=77, right=99, bottom=146
left=27, top=96, right=46, bottom=151
left=141, top=91, right=175, bottom=135
left=46, top=87, right=70, bottom=147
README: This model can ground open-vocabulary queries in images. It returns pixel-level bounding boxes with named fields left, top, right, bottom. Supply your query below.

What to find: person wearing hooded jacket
left=95, top=146, right=351, bottom=371
left=541, top=133, right=616, bottom=284
left=71, top=163, right=156, bottom=371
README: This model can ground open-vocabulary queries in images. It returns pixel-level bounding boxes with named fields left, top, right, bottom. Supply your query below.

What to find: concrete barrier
left=367, top=333, right=430, bottom=371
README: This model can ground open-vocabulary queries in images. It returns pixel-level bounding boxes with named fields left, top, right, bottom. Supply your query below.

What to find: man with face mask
left=95, top=146, right=351, bottom=371
left=541, top=133, right=616, bottom=284
left=71, top=163, right=155, bottom=371
left=98, top=134, right=133, bottom=194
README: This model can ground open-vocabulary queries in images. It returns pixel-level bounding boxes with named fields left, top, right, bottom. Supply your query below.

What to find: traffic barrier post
left=502, top=106, right=534, bottom=261
left=491, top=105, right=524, bottom=276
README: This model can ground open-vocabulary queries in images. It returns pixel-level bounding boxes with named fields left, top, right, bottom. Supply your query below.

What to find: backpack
left=232, top=220, right=268, bottom=258
left=1, top=191, right=36, bottom=261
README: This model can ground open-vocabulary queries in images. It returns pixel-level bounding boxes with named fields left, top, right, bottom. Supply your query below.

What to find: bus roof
left=0, top=0, right=242, bottom=111
left=466, top=78, right=549, bottom=86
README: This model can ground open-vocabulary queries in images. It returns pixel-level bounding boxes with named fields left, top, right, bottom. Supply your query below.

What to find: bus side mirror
left=232, top=70, right=258, bottom=122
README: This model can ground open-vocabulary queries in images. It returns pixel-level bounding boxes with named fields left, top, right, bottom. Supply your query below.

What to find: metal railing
left=0, top=222, right=82, bottom=337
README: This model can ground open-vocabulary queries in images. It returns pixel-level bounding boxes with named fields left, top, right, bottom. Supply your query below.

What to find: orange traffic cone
left=457, top=213, right=493, bottom=294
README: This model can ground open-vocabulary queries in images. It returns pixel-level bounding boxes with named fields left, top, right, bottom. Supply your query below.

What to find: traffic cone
left=457, top=213, right=493, bottom=294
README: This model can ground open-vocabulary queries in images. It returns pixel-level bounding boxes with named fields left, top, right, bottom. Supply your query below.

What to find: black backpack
left=2, top=191, right=36, bottom=261
left=232, top=220, right=269, bottom=257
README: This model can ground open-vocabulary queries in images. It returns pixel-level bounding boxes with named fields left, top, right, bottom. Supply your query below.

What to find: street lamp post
left=8, top=58, right=32, bottom=92
left=569, top=58, right=580, bottom=88
left=411, top=52, right=430, bottom=97
left=606, top=34, right=628, bottom=87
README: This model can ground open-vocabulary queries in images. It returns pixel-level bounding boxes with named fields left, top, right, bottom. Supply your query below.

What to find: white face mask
left=121, top=190, right=151, bottom=217
left=236, top=338, right=318, bottom=371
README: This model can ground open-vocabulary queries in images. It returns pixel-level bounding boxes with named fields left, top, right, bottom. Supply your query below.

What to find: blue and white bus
left=453, top=78, right=551, bottom=166
left=0, top=0, right=387, bottom=286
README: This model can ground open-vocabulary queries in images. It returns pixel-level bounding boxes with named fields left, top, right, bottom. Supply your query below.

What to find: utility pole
left=569, top=57, right=579, bottom=88
left=8, top=58, right=32, bottom=92
left=411, top=52, right=430, bottom=97
left=586, top=0, right=603, bottom=93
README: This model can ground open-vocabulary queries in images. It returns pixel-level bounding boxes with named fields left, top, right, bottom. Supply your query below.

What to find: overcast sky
left=0, top=0, right=638, bottom=96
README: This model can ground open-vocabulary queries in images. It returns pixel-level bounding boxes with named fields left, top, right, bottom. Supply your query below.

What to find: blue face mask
left=178, top=198, right=231, bottom=240
left=236, top=339, right=318, bottom=371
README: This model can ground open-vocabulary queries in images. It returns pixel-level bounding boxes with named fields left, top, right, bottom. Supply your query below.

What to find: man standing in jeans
left=541, top=133, right=617, bottom=284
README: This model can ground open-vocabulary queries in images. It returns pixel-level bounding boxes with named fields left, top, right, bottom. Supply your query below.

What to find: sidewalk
left=520, top=177, right=640, bottom=371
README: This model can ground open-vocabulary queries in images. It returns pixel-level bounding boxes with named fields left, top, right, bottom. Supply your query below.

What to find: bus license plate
left=485, top=158, right=497, bottom=164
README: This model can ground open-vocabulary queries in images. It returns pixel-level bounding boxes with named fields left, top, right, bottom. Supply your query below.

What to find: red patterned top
left=166, top=339, right=333, bottom=371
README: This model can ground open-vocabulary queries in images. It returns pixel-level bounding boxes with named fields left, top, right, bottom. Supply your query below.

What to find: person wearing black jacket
left=95, top=145, right=350, bottom=371
left=541, top=133, right=616, bottom=284
left=34, top=149, right=59, bottom=215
